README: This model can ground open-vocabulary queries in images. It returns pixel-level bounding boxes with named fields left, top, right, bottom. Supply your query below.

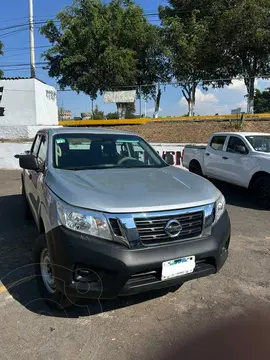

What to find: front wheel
left=252, top=176, right=270, bottom=209
left=33, top=234, right=76, bottom=310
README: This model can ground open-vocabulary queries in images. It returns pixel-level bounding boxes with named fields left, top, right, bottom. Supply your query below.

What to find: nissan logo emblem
left=164, top=219, right=182, bottom=238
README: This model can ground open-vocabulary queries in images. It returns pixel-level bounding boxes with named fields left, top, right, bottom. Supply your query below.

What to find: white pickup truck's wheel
left=189, top=160, right=203, bottom=177
left=253, top=176, right=270, bottom=209
left=34, top=234, right=76, bottom=310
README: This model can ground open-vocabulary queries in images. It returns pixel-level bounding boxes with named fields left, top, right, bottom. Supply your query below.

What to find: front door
left=222, top=135, right=250, bottom=187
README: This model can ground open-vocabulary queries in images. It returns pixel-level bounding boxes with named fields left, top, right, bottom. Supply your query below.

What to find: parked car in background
left=18, top=128, right=231, bottom=309
left=183, top=132, right=270, bottom=208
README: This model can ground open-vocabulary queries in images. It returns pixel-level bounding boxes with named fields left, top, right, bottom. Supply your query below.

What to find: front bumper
left=46, top=210, right=231, bottom=299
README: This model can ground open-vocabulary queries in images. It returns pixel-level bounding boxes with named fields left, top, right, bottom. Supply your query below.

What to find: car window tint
left=53, top=134, right=165, bottom=169
left=246, top=136, right=270, bottom=153
left=210, top=136, right=226, bottom=151
left=37, top=136, right=48, bottom=165
left=31, top=135, right=41, bottom=156
left=227, top=136, right=248, bottom=154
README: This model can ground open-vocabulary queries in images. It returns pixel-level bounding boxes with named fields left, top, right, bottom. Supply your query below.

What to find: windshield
left=53, top=133, right=167, bottom=170
left=246, top=136, right=270, bottom=153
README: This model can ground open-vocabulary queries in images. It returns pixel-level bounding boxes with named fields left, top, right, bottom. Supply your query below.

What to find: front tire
left=33, top=234, right=76, bottom=310
left=252, top=176, right=270, bottom=209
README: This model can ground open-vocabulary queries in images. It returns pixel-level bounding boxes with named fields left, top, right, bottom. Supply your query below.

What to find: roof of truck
left=212, top=132, right=270, bottom=136
left=39, top=127, right=137, bottom=137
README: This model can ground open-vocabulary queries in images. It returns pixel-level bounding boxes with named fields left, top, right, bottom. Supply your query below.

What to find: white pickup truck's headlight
left=57, top=201, right=113, bottom=240
left=214, top=193, right=226, bottom=225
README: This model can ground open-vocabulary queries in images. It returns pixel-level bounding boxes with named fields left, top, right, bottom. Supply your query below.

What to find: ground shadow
left=0, top=194, right=180, bottom=318
left=209, top=179, right=265, bottom=211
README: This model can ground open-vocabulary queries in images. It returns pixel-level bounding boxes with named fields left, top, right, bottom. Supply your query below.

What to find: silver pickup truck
left=19, top=127, right=231, bottom=309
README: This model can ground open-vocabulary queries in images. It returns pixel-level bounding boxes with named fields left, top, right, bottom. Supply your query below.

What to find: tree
left=254, top=88, right=270, bottom=113
left=0, top=40, right=3, bottom=78
left=106, top=112, right=119, bottom=120
left=135, top=25, right=170, bottom=118
left=92, top=105, right=105, bottom=120
left=125, top=102, right=136, bottom=118
left=58, top=106, right=65, bottom=120
left=108, top=102, right=136, bottom=119
left=212, top=0, right=270, bottom=114
left=159, top=1, right=231, bottom=116
left=40, top=0, right=167, bottom=115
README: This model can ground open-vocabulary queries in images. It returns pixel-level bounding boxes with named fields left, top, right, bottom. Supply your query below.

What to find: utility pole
left=29, top=0, right=36, bottom=78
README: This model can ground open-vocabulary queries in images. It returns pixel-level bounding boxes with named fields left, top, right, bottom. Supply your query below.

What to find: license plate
left=162, top=256, right=195, bottom=281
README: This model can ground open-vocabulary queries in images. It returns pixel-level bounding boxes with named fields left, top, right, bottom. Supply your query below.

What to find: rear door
left=204, top=135, right=228, bottom=180
left=222, top=135, right=250, bottom=187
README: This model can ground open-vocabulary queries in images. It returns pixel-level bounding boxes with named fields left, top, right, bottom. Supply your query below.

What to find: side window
left=37, top=136, right=48, bottom=167
left=227, top=136, right=248, bottom=154
left=210, top=136, right=226, bottom=151
left=116, top=141, right=130, bottom=158
left=31, top=135, right=41, bottom=156
left=131, top=143, right=145, bottom=162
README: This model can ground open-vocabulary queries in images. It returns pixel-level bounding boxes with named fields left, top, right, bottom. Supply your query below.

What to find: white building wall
left=0, top=142, right=31, bottom=169
left=0, top=78, right=36, bottom=126
left=0, top=78, right=58, bottom=140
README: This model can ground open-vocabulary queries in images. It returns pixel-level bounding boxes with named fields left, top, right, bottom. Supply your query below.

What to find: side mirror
left=14, top=150, right=31, bottom=159
left=19, top=155, right=39, bottom=170
left=235, top=145, right=247, bottom=155
left=165, top=153, right=175, bottom=166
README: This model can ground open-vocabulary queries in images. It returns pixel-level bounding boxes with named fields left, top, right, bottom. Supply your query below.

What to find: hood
left=46, top=166, right=219, bottom=213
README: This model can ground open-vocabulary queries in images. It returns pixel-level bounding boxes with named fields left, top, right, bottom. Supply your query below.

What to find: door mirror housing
left=19, top=155, right=39, bottom=170
left=235, top=145, right=248, bottom=155
left=14, top=150, right=31, bottom=159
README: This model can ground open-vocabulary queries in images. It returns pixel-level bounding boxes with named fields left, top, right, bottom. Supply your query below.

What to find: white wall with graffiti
left=152, top=143, right=186, bottom=167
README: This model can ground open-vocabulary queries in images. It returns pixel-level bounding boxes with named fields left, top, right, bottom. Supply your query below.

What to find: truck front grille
left=134, top=211, right=203, bottom=246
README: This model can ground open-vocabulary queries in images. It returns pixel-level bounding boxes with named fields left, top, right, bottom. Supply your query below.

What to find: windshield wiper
left=62, top=165, right=124, bottom=170
left=60, top=164, right=167, bottom=171
left=62, top=166, right=101, bottom=171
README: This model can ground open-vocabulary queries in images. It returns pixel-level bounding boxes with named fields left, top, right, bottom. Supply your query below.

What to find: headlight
left=57, top=201, right=113, bottom=240
left=214, top=193, right=226, bottom=225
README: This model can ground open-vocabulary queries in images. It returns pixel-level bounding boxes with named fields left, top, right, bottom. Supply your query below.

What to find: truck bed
left=184, top=144, right=207, bottom=150
left=182, top=144, right=207, bottom=171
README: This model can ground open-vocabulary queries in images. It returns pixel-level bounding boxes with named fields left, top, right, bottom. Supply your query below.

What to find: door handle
left=29, top=174, right=32, bottom=180
left=222, top=157, right=228, bottom=160
left=205, top=153, right=210, bottom=156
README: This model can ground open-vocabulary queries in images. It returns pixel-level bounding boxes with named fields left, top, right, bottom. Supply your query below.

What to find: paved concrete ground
left=0, top=170, right=269, bottom=360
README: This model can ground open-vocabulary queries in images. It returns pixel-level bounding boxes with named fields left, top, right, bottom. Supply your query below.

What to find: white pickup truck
left=183, top=132, right=270, bottom=208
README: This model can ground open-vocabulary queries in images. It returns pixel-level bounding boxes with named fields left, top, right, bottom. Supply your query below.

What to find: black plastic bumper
left=46, top=210, right=231, bottom=299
